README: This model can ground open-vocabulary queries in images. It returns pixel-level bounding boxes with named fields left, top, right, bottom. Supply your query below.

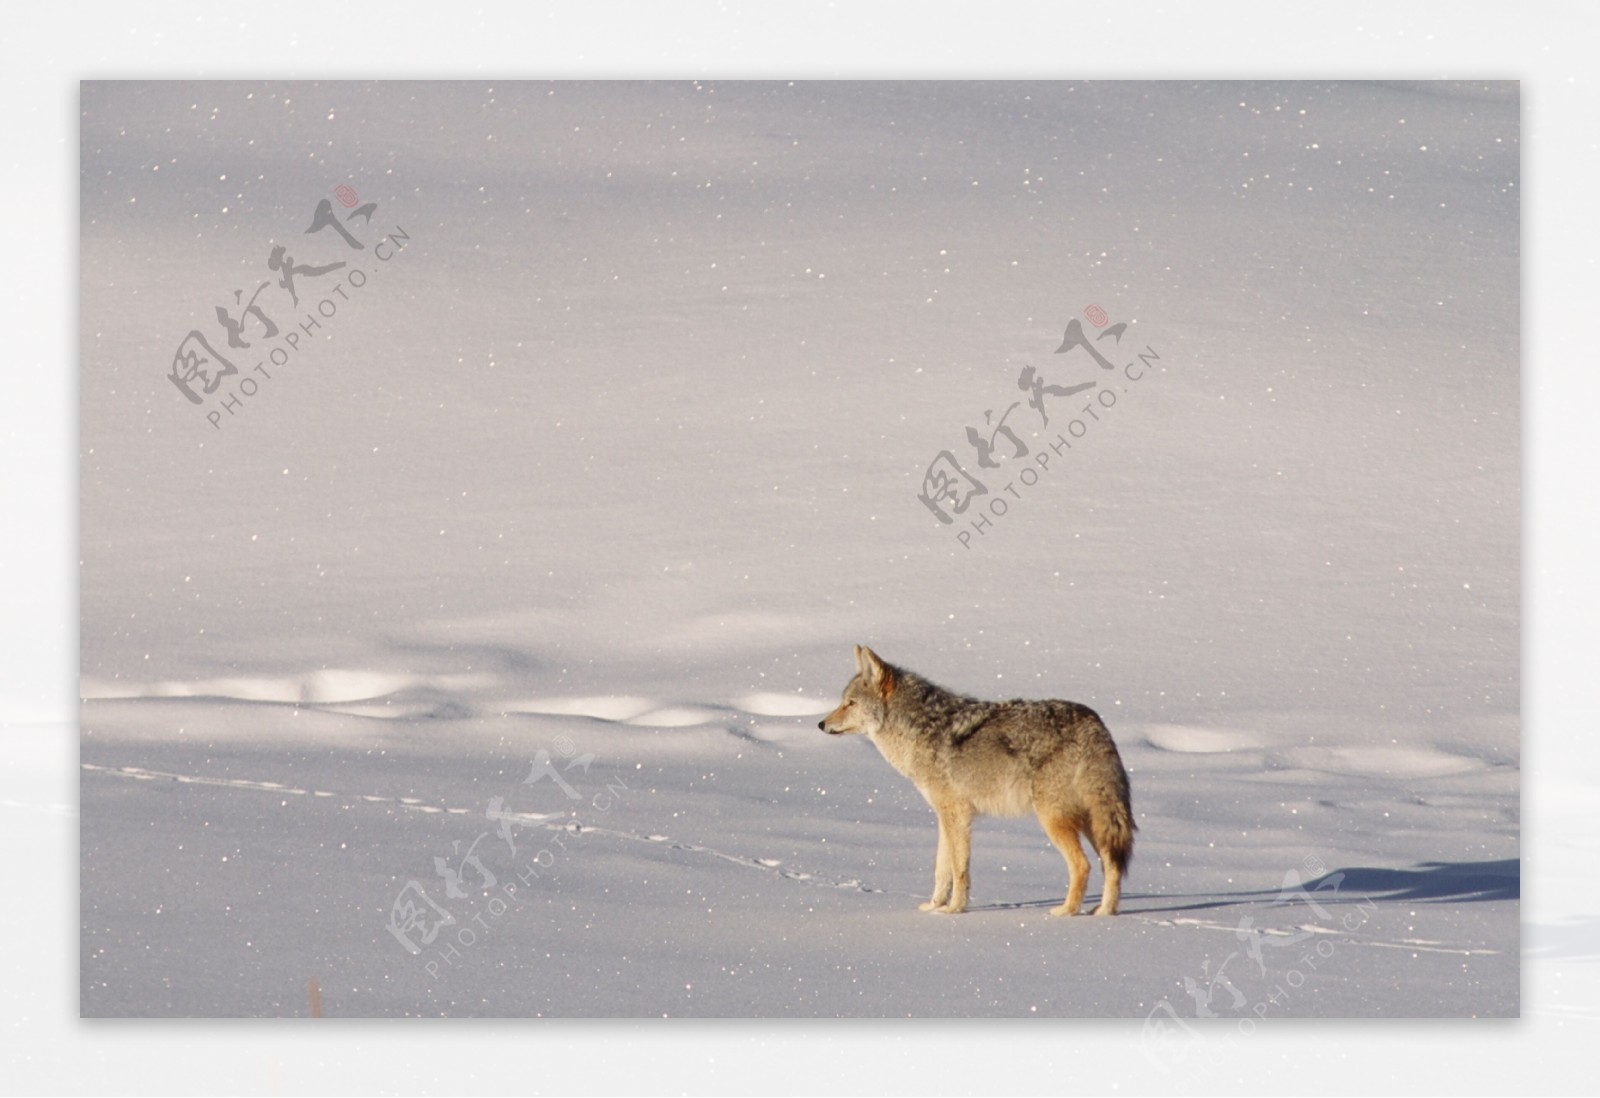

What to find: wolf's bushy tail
left=1091, top=783, right=1136, bottom=877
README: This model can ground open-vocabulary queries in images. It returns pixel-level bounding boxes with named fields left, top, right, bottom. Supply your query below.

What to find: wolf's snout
left=818, top=719, right=827, bottom=732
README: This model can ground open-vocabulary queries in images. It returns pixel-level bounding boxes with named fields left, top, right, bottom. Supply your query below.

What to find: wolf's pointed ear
left=859, top=646, right=896, bottom=698
left=854, top=644, right=869, bottom=676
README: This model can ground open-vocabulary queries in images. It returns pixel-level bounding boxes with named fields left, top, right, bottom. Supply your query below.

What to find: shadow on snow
left=970, top=858, right=1519, bottom=916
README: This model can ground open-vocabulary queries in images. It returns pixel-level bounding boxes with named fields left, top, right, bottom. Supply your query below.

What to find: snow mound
left=507, top=696, right=657, bottom=722
left=625, top=705, right=730, bottom=728
left=733, top=692, right=834, bottom=717
left=1144, top=724, right=1263, bottom=754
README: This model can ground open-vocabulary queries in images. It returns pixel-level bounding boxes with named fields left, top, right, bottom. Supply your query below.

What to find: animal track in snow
left=81, top=761, right=898, bottom=899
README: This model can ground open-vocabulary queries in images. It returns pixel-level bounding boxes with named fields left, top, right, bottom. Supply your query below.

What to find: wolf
left=819, top=645, right=1135, bottom=916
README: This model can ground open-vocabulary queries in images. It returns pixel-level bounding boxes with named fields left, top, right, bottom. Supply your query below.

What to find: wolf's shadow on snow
left=969, top=858, right=1519, bottom=916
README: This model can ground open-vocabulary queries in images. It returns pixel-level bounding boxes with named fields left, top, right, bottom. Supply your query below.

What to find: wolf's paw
left=1090, top=903, right=1118, bottom=916
left=918, top=900, right=947, bottom=912
left=1049, top=903, right=1082, bottom=917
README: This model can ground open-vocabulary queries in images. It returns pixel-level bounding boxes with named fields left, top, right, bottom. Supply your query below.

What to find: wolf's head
left=819, top=644, right=897, bottom=736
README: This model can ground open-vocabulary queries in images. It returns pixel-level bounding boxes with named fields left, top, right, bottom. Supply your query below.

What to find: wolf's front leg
left=943, top=806, right=973, bottom=913
left=919, top=814, right=952, bottom=911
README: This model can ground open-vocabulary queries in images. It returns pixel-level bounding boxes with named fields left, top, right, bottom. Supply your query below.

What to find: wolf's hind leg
left=1041, top=814, right=1090, bottom=917
left=1092, top=858, right=1122, bottom=916
left=1088, top=803, right=1132, bottom=915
